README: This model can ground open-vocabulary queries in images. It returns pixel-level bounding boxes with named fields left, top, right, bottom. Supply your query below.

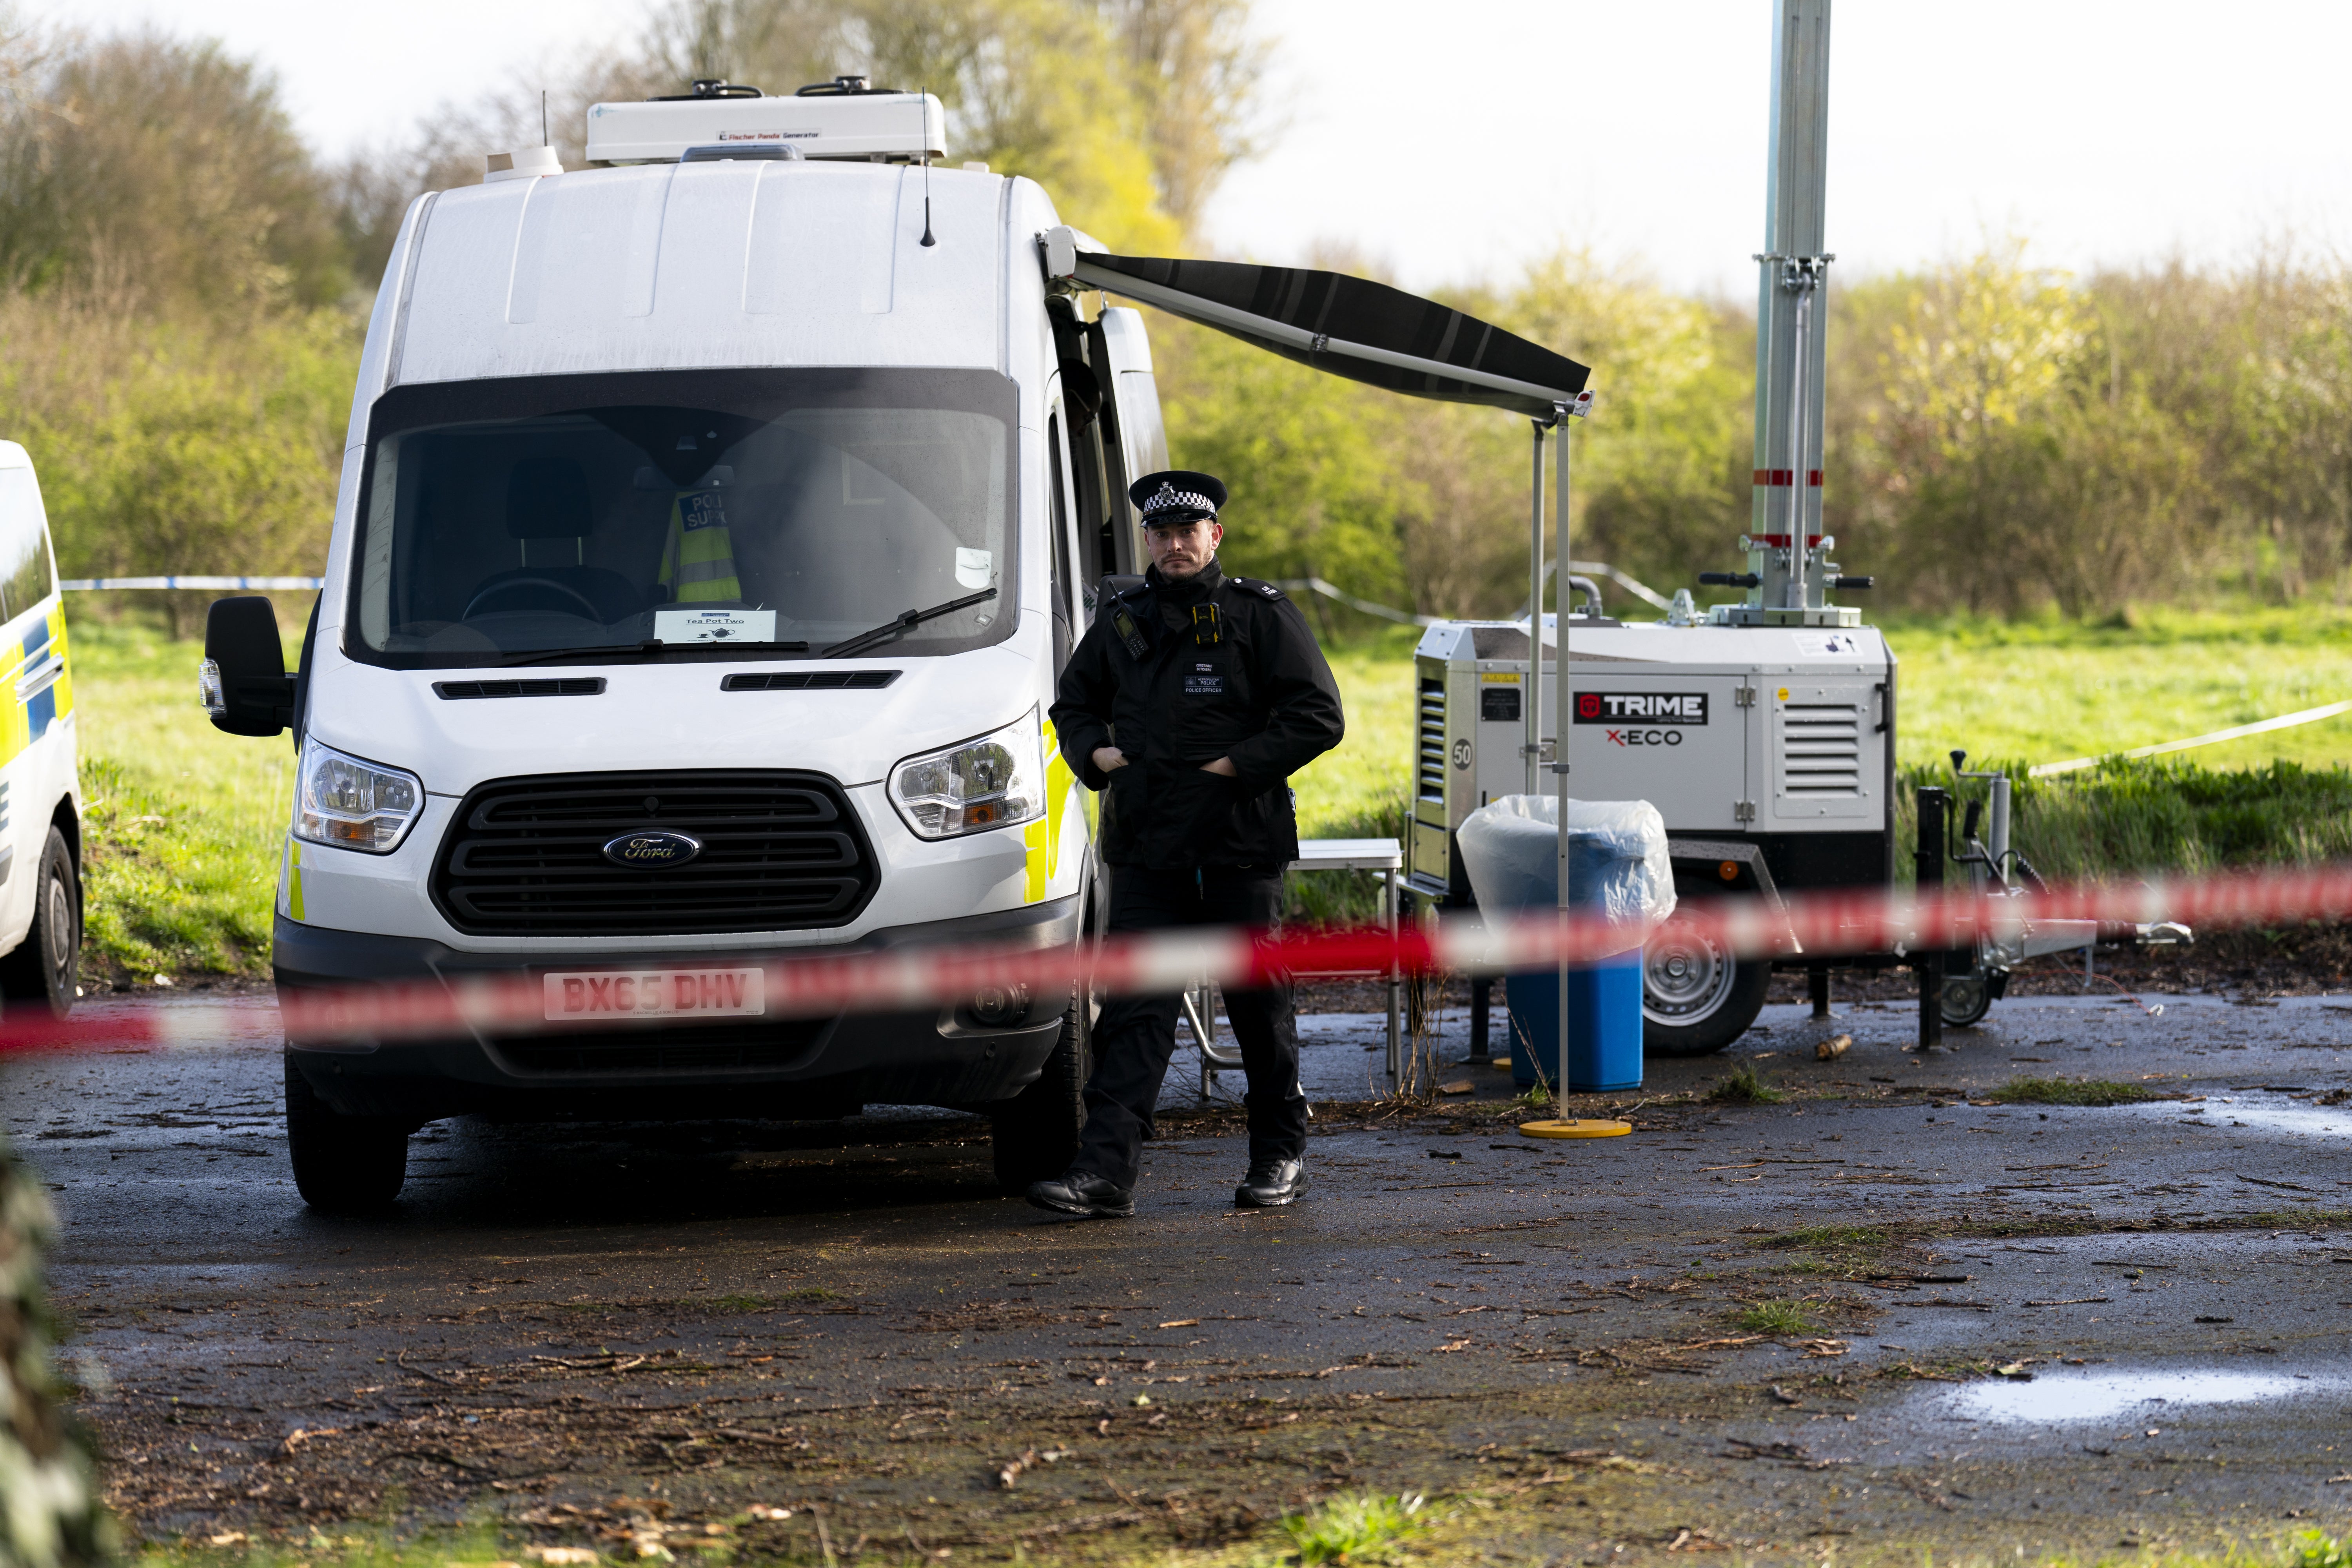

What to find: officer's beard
left=1155, top=548, right=1215, bottom=582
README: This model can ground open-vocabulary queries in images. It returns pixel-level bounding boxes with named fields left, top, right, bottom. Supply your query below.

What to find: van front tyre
left=284, top=1056, right=409, bottom=1214
left=991, top=995, right=1086, bottom=1194
left=0, top=827, right=78, bottom=1019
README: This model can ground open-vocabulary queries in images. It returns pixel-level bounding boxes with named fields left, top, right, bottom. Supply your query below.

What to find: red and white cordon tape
left=7, top=866, right=2351, bottom=1055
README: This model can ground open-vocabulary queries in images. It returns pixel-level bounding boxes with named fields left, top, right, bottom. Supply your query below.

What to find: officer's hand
left=1092, top=746, right=1129, bottom=773
left=1200, top=757, right=1238, bottom=777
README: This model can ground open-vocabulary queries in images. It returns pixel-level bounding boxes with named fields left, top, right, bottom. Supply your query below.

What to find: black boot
left=1027, top=1170, right=1136, bottom=1219
left=1234, top=1158, right=1307, bottom=1208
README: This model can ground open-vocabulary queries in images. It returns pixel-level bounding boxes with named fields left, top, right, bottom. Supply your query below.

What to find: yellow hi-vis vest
left=657, top=488, right=742, bottom=603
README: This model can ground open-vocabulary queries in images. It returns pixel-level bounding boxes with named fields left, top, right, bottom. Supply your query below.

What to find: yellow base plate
left=1518, top=1119, right=1633, bottom=1140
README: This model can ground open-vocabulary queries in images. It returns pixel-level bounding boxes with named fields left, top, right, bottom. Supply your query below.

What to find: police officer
left=1034, top=470, right=1346, bottom=1219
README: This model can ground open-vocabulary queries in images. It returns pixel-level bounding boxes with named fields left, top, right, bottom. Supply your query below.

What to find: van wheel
left=284, top=1056, right=409, bottom=1214
left=0, top=828, right=78, bottom=1019
left=1641, top=929, right=1771, bottom=1057
left=991, top=992, right=1087, bottom=1194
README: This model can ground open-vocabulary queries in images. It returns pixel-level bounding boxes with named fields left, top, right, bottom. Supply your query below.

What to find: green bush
left=0, top=1140, right=112, bottom=1568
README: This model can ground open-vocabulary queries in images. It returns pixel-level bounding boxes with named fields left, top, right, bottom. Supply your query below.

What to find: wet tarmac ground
left=18, top=985, right=2352, bottom=1563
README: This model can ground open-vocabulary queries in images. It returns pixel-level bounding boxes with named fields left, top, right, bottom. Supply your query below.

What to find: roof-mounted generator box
left=586, top=82, right=946, bottom=165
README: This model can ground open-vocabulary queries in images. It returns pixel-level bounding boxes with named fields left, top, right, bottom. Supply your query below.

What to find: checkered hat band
left=1142, top=486, right=1216, bottom=518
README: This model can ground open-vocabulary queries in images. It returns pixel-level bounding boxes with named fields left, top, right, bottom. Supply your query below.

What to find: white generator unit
left=1407, top=606, right=1892, bottom=1053
left=1403, top=0, right=1907, bottom=1055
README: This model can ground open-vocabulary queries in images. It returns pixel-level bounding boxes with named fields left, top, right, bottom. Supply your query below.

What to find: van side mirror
left=200, top=595, right=295, bottom=737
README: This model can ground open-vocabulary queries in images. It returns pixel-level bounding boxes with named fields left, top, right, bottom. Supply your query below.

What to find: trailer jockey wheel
left=1940, top=970, right=1993, bottom=1028
left=1641, top=930, right=1770, bottom=1057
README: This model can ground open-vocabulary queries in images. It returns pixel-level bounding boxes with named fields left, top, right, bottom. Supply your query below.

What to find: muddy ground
left=17, top=977, right=2352, bottom=1565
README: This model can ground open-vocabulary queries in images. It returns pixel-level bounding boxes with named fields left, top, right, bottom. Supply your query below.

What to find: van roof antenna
left=540, top=89, right=548, bottom=149
left=918, top=85, right=936, bottom=247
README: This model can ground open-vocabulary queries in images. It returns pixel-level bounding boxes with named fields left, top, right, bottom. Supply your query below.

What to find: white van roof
left=386, top=161, right=1007, bottom=388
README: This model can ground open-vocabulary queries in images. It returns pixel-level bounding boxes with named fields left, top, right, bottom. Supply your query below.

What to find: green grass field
left=70, top=618, right=297, bottom=984
left=1881, top=607, right=2352, bottom=773
left=62, top=606, right=2352, bottom=981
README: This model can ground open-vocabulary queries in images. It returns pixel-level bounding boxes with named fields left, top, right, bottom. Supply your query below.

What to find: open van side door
left=1093, top=306, right=1165, bottom=581
left=1044, top=396, right=1082, bottom=672
left=1050, top=298, right=1168, bottom=604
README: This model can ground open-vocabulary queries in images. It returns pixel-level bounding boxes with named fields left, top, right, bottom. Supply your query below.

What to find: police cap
left=1130, top=470, right=1227, bottom=527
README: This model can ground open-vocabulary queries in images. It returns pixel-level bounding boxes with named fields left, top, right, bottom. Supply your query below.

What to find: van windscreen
left=348, top=368, right=1016, bottom=667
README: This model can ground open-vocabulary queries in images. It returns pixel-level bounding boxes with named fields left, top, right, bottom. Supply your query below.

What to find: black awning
left=1069, top=251, right=1590, bottom=421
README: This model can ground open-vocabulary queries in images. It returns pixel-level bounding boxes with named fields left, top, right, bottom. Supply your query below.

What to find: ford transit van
left=201, top=82, right=1165, bottom=1213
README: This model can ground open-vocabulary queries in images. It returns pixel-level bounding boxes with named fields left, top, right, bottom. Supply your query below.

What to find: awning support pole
left=1549, top=394, right=1590, bottom=1099
left=1525, top=420, right=1548, bottom=799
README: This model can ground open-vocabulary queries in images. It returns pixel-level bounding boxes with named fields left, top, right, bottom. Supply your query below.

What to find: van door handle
left=13, top=654, right=62, bottom=703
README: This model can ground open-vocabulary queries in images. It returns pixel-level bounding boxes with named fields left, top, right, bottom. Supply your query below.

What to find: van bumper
left=275, top=897, right=1081, bottom=1123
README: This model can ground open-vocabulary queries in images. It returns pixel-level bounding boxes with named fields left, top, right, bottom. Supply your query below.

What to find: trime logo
left=1572, top=692, right=1709, bottom=725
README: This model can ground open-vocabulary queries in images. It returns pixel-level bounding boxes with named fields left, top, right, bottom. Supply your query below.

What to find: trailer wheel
left=1641, top=931, right=1770, bottom=1056
left=991, top=989, right=1088, bottom=1194
left=1940, top=971, right=1993, bottom=1028
left=284, top=1056, right=408, bottom=1214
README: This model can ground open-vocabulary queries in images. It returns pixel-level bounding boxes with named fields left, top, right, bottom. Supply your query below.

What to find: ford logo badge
left=603, top=830, right=703, bottom=869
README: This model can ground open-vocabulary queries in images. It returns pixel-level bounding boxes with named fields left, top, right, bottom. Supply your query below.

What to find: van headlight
left=888, top=712, right=1045, bottom=840
left=294, top=738, right=424, bottom=854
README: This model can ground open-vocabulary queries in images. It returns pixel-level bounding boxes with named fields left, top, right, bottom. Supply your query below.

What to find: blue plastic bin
left=1454, top=794, right=1665, bottom=1098
left=1503, top=954, right=1644, bottom=1093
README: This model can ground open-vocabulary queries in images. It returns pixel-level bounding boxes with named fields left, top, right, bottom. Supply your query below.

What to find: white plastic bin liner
left=1455, top=794, right=1675, bottom=958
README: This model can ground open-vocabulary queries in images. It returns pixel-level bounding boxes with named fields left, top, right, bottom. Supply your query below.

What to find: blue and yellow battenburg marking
left=0, top=603, right=73, bottom=766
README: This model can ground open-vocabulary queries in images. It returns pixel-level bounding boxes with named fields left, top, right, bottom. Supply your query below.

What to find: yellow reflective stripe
left=282, top=837, right=306, bottom=922
left=1022, top=718, right=1076, bottom=903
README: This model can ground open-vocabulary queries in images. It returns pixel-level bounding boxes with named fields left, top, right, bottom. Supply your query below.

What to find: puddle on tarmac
left=1946, top=1370, right=2344, bottom=1425
left=2123, top=1096, right=2352, bottom=1139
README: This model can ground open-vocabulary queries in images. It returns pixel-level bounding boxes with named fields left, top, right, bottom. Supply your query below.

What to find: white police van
left=0, top=443, right=80, bottom=1020
left=200, top=80, right=1168, bottom=1212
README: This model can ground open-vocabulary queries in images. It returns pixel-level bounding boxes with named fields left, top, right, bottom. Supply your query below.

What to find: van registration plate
left=542, top=968, right=766, bottom=1022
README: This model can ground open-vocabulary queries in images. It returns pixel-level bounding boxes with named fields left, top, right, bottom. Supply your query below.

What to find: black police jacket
left=1051, top=561, right=1345, bottom=871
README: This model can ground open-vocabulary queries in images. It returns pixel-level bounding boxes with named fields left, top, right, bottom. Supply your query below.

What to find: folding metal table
left=1187, top=837, right=1404, bottom=1096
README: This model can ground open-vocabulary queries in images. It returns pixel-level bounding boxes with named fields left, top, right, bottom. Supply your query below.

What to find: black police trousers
left=1073, top=866, right=1307, bottom=1191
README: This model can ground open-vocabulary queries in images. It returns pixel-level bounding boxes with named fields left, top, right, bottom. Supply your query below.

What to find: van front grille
left=431, top=770, right=877, bottom=936
left=1417, top=678, right=1448, bottom=812
left=1778, top=702, right=1863, bottom=796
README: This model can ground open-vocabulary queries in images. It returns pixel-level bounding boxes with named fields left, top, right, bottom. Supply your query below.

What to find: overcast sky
left=39, top=0, right=2352, bottom=295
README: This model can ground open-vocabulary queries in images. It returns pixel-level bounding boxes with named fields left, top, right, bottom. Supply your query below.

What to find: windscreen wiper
left=822, top=588, right=997, bottom=660
left=476, top=639, right=811, bottom=668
